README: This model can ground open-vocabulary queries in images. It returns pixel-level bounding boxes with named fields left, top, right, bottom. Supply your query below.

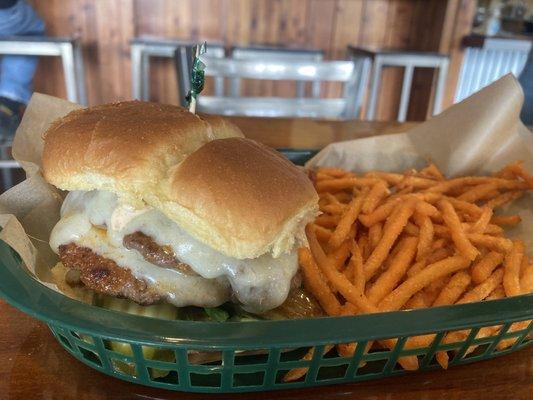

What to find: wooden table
left=0, top=118, right=531, bottom=400
left=227, top=116, right=417, bottom=149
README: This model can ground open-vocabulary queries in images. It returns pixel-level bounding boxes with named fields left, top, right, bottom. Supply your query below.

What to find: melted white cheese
left=50, top=190, right=298, bottom=312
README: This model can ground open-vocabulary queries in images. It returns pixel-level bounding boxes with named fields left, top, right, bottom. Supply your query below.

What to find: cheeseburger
left=43, top=101, right=318, bottom=314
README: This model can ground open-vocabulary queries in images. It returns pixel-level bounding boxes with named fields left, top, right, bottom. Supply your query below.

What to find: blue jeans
left=0, top=0, right=45, bottom=104
left=519, top=50, right=533, bottom=125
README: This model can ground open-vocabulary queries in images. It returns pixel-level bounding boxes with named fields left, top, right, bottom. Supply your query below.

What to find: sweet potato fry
left=415, top=201, right=442, bottom=222
left=494, top=161, right=533, bottom=187
left=334, top=192, right=352, bottom=203
left=428, top=177, right=528, bottom=194
left=328, top=188, right=368, bottom=249
left=396, top=176, right=438, bottom=190
left=320, top=203, right=345, bottom=215
left=485, top=190, right=524, bottom=209
left=358, top=197, right=403, bottom=227
left=298, top=247, right=341, bottom=316
left=316, top=177, right=369, bottom=193
left=520, top=260, right=533, bottom=294
left=420, top=163, right=445, bottom=181
left=457, top=268, right=504, bottom=304
left=356, top=234, right=370, bottom=262
left=364, top=198, right=417, bottom=280
left=490, top=215, right=522, bottom=226
left=503, top=240, right=524, bottom=297
left=362, top=181, right=389, bottom=214
left=404, top=292, right=427, bottom=309
left=379, top=256, right=471, bottom=311
left=458, top=183, right=498, bottom=202
left=444, top=196, right=484, bottom=218
left=315, top=214, right=340, bottom=228
left=364, top=171, right=403, bottom=185
left=487, top=285, right=505, bottom=300
left=432, top=271, right=471, bottom=306
left=414, top=212, right=434, bottom=261
left=468, top=207, right=493, bottom=234
left=366, top=237, right=418, bottom=304
left=467, top=234, right=513, bottom=253
left=316, top=167, right=351, bottom=177
left=404, top=222, right=420, bottom=236
left=438, top=198, right=479, bottom=260
left=471, top=251, right=504, bottom=285
left=347, top=243, right=365, bottom=294
left=307, top=225, right=377, bottom=313
left=330, top=239, right=352, bottom=271
left=283, top=345, right=335, bottom=382
left=368, top=223, right=383, bottom=251
left=314, top=225, right=333, bottom=243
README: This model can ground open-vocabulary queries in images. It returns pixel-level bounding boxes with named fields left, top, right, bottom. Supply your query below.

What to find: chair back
left=230, top=46, right=323, bottom=98
left=348, top=47, right=449, bottom=121
left=176, top=53, right=362, bottom=119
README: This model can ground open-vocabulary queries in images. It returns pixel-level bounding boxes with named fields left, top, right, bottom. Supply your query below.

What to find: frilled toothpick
left=186, top=42, right=207, bottom=114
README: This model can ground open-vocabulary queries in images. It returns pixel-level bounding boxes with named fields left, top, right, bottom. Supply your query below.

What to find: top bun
left=42, top=101, right=243, bottom=203
left=42, top=101, right=318, bottom=259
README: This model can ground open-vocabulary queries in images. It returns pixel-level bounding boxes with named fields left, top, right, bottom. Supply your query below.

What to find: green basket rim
left=0, top=241, right=531, bottom=349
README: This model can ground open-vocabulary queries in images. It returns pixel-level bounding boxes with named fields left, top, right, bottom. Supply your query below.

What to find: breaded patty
left=58, top=243, right=161, bottom=305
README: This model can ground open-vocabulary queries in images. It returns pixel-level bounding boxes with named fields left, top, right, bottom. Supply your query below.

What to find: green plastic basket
left=0, top=149, right=531, bottom=393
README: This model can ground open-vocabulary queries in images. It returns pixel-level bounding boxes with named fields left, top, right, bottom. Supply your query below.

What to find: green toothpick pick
left=186, top=42, right=207, bottom=114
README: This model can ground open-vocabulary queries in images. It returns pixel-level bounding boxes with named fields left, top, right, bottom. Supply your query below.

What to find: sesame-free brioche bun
left=42, top=101, right=318, bottom=259
left=42, top=101, right=243, bottom=202
left=158, top=137, right=319, bottom=259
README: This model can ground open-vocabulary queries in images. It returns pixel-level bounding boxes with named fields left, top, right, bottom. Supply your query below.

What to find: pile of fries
left=286, top=161, right=533, bottom=381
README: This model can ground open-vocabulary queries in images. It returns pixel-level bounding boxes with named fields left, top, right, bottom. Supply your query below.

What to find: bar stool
left=455, top=35, right=531, bottom=103
left=0, top=36, right=87, bottom=192
left=175, top=54, right=362, bottom=119
left=130, top=37, right=225, bottom=102
left=348, top=47, right=449, bottom=122
left=0, top=140, right=18, bottom=192
left=230, top=46, right=324, bottom=98
left=0, top=36, right=87, bottom=105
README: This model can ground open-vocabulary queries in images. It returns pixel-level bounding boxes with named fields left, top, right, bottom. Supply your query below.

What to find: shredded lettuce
left=204, top=307, right=230, bottom=322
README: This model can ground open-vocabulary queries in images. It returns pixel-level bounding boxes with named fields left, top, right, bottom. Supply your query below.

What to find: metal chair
left=348, top=47, right=449, bottom=122
left=0, top=36, right=87, bottom=105
left=0, top=36, right=87, bottom=191
left=130, top=37, right=225, bottom=102
left=229, top=46, right=324, bottom=98
left=0, top=140, right=19, bottom=192
left=175, top=54, right=362, bottom=119
left=455, top=35, right=531, bottom=103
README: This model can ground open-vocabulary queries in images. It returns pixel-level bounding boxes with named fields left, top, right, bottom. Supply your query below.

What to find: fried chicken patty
left=123, top=231, right=196, bottom=275
left=58, top=230, right=200, bottom=304
left=59, top=243, right=161, bottom=305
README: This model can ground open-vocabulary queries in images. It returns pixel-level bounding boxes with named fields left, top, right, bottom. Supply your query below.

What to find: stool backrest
left=179, top=56, right=361, bottom=119
left=230, top=47, right=324, bottom=98
left=455, top=38, right=531, bottom=103
left=348, top=47, right=449, bottom=122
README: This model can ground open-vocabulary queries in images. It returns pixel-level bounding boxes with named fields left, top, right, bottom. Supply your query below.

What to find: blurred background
left=27, top=0, right=533, bottom=121
left=0, top=0, right=531, bottom=190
